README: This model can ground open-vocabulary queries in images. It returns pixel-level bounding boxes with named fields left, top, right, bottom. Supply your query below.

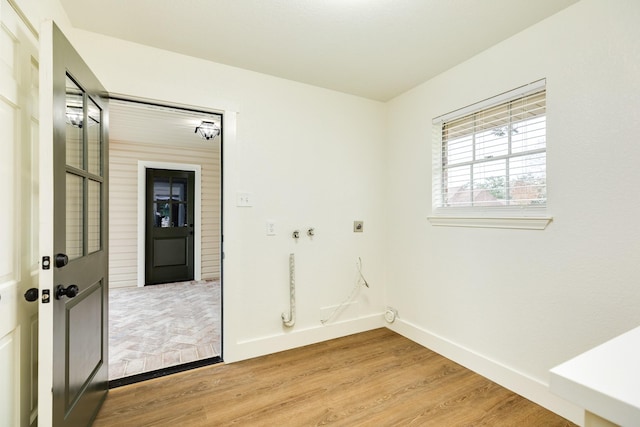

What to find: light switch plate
left=236, top=192, right=253, bottom=207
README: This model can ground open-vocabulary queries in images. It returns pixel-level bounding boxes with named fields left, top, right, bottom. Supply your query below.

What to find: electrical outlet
left=266, top=221, right=276, bottom=236
left=353, top=221, right=364, bottom=232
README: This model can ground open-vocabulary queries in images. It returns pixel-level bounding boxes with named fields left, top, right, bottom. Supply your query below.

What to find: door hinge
left=42, top=256, right=51, bottom=270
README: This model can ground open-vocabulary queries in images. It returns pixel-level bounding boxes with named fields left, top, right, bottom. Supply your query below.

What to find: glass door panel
left=65, top=76, right=83, bottom=169
left=176, top=203, right=188, bottom=227
left=65, top=173, right=83, bottom=260
left=64, top=73, right=104, bottom=259
left=172, top=177, right=187, bottom=202
left=153, top=177, right=171, bottom=227
left=172, top=177, right=188, bottom=227
left=88, top=179, right=101, bottom=253
left=87, top=97, right=101, bottom=175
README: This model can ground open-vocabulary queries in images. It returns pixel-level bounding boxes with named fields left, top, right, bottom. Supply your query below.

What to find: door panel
left=154, top=239, right=187, bottom=265
left=66, top=282, right=102, bottom=405
left=39, top=21, right=109, bottom=427
left=145, top=168, right=195, bottom=285
left=0, top=287, right=18, bottom=427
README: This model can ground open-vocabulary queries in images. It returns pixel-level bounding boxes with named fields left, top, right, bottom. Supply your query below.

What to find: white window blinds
left=432, top=80, right=546, bottom=211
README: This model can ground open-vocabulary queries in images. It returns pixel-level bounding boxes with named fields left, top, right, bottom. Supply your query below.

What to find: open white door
left=39, top=21, right=109, bottom=427
left=0, top=0, right=39, bottom=426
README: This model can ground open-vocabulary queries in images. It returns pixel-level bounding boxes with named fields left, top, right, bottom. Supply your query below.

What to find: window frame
left=428, top=79, right=552, bottom=230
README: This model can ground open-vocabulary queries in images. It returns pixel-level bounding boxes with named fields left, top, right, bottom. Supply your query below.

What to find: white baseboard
left=388, top=318, right=584, bottom=426
left=224, top=314, right=385, bottom=363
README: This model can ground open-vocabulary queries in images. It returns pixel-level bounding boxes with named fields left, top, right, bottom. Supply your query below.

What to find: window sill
left=427, top=216, right=552, bottom=230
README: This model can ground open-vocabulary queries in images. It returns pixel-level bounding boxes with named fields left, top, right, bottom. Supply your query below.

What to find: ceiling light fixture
left=194, top=121, right=220, bottom=140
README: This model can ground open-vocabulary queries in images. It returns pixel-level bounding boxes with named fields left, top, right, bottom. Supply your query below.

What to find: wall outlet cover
left=266, top=221, right=276, bottom=236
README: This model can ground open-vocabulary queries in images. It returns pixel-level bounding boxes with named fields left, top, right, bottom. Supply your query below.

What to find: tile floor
left=108, top=279, right=221, bottom=380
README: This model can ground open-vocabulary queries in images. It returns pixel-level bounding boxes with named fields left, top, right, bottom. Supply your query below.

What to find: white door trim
left=137, top=161, right=202, bottom=287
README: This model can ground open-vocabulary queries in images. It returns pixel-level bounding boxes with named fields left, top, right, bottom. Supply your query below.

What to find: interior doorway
left=107, top=98, right=223, bottom=386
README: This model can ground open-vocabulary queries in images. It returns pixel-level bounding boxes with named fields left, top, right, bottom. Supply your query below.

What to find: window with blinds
left=433, top=81, right=546, bottom=212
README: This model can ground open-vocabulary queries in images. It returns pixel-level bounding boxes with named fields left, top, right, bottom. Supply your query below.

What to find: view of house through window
left=435, top=85, right=546, bottom=209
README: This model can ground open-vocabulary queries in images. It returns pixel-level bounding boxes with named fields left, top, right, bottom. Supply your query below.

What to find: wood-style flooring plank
left=93, top=328, right=576, bottom=426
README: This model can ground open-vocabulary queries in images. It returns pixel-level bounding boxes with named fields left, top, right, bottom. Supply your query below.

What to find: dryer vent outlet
left=384, top=307, right=398, bottom=323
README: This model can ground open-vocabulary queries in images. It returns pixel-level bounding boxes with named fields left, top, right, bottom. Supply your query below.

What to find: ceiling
left=109, top=99, right=222, bottom=146
left=60, top=0, right=578, bottom=102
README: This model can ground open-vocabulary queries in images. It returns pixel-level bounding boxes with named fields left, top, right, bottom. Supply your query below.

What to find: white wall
left=386, top=0, right=640, bottom=422
left=66, top=29, right=388, bottom=362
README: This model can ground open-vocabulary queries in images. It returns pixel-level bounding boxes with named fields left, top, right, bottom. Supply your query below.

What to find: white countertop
left=550, top=325, right=640, bottom=426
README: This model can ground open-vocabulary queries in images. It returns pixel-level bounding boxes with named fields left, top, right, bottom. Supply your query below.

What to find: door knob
left=56, top=284, right=79, bottom=299
left=55, top=253, right=69, bottom=268
left=24, top=288, right=39, bottom=302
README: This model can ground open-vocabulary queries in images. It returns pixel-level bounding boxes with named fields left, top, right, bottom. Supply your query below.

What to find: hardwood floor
left=93, top=328, right=576, bottom=426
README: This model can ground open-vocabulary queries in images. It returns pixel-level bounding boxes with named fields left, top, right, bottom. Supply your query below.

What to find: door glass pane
left=153, top=177, right=170, bottom=227
left=174, top=203, right=188, bottom=227
left=172, top=177, right=187, bottom=202
left=65, top=76, right=83, bottom=169
left=66, top=173, right=83, bottom=259
left=87, top=98, right=101, bottom=175
left=154, top=202, right=171, bottom=228
left=88, top=179, right=101, bottom=253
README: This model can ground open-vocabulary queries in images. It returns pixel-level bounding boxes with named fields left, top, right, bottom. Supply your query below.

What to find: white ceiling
left=109, top=99, right=222, bottom=146
left=60, top=0, right=578, bottom=101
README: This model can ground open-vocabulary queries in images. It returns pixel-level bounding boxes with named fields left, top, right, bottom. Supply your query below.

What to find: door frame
left=137, top=161, right=202, bottom=287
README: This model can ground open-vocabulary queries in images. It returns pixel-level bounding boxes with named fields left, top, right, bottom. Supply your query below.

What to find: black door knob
left=56, top=284, right=79, bottom=299
left=24, top=288, right=39, bottom=302
left=56, top=253, right=69, bottom=268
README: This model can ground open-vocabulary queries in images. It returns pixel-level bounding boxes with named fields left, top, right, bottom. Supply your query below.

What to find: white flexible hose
left=320, top=257, right=370, bottom=325
left=282, top=253, right=296, bottom=327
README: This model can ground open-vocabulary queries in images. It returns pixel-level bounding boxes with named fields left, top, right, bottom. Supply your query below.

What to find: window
left=430, top=80, right=551, bottom=229
left=434, top=80, right=548, bottom=206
